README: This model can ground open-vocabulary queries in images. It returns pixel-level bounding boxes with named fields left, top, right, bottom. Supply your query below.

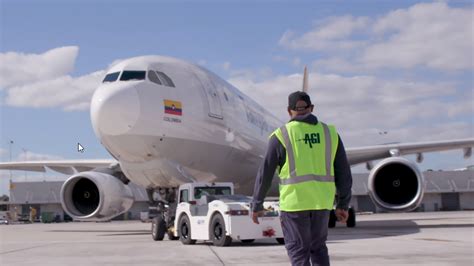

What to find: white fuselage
left=90, top=56, right=282, bottom=194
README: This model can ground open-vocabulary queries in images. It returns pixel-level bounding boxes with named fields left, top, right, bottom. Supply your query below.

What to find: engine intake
left=368, top=157, right=424, bottom=212
left=60, top=171, right=134, bottom=221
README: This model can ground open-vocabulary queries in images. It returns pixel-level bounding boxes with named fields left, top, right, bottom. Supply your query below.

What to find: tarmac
left=0, top=211, right=473, bottom=266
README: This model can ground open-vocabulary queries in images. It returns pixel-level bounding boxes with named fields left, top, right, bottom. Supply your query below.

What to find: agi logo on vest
left=297, top=133, right=321, bottom=148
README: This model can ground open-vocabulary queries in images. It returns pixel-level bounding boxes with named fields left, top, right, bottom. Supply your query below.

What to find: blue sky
left=0, top=0, right=473, bottom=195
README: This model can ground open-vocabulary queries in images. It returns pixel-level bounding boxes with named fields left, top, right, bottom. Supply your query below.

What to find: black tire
left=240, top=239, right=255, bottom=244
left=151, top=216, right=166, bottom=241
left=347, top=208, right=356, bottom=228
left=178, top=215, right=196, bottom=245
left=276, top=238, right=285, bottom=245
left=210, top=213, right=232, bottom=247
left=328, top=210, right=336, bottom=228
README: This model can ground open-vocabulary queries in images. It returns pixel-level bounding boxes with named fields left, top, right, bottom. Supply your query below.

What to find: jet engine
left=60, top=171, right=134, bottom=221
left=367, top=157, right=424, bottom=212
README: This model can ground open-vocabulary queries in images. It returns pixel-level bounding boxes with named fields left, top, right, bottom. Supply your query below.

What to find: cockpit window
left=120, top=71, right=146, bottom=81
left=156, top=71, right=175, bottom=87
left=102, top=72, right=120, bottom=83
left=148, top=70, right=162, bottom=85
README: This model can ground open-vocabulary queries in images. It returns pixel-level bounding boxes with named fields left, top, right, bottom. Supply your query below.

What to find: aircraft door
left=198, top=75, right=223, bottom=119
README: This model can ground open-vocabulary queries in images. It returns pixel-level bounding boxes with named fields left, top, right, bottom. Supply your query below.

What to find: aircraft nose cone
left=91, top=85, right=140, bottom=136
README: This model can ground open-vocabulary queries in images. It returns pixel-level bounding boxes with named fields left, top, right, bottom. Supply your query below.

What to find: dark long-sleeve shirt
left=252, top=113, right=352, bottom=212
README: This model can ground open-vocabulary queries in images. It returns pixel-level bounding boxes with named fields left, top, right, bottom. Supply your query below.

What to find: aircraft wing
left=0, top=159, right=117, bottom=175
left=346, top=138, right=474, bottom=166
left=0, top=139, right=472, bottom=174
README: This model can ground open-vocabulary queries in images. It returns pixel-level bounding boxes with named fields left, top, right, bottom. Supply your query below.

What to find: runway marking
left=208, top=245, right=225, bottom=266
left=415, top=238, right=460, bottom=243
left=0, top=243, right=58, bottom=255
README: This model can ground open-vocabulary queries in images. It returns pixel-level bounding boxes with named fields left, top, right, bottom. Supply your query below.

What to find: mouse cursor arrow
left=77, top=143, right=85, bottom=153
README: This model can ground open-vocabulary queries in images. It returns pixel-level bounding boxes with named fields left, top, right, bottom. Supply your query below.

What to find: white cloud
left=228, top=70, right=472, bottom=146
left=17, top=150, right=62, bottom=161
left=279, top=15, right=370, bottom=51
left=280, top=2, right=473, bottom=71
left=5, top=70, right=105, bottom=111
left=292, top=57, right=301, bottom=67
left=312, top=57, right=363, bottom=73
left=362, top=2, right=473, bottom=70
left=0, top=46, right=79, bottom=88
left=274, top=2, right=473, bottom=162
left=1, top=46, right=106, bottom=111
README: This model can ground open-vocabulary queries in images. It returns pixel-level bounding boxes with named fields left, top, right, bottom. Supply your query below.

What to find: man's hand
left=335, top=208, right=348, bottom=223
left=251, top=210, right=264, bottom=224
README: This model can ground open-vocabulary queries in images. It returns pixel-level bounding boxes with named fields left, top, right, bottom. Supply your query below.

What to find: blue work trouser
left=280, top=210, right=330, bottom=266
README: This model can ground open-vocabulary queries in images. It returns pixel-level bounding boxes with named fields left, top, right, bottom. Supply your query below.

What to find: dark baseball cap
left=288, top=91, right=312, bottom=111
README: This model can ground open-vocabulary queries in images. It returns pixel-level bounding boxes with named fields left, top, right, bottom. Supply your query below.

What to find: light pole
left=8, top=140, right=14, bottom=185
left=9, top=140, right=14, bottom=161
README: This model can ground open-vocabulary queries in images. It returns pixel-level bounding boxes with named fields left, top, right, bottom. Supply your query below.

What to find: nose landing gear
left=148, top=187, right=179, bottom=241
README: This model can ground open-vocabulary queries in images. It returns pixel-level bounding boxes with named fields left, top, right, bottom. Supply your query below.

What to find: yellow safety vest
left=272, top=121, right=338, bottom=211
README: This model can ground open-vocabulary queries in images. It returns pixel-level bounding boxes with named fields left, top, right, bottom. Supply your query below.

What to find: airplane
left=1, top=56, right=473, bottom=236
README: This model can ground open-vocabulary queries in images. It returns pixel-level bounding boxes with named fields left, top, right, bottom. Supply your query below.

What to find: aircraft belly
left=116, top=135, right=264, bottom=194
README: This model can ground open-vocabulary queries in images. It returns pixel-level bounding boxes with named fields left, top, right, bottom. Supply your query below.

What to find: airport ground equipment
left=151, top=182, right=284, bottom=246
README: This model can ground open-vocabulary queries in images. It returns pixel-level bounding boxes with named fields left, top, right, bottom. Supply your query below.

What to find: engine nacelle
left=368, top=157, right=424, bottom=212
left=60, top=171, right=134, bottom=221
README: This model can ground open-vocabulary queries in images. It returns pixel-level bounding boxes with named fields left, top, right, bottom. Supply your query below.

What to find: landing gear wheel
left=328, top=210, right=336, bottom=228
left=240, top=239, right=255, bottom=244
left=151, top=216, right=166, bottom=241
left=210, top=213, right=232, bottom=247
left=178, top=215, right=196, bottom=245
left=347, top=207, right=356, bottom=228
left=276, top=238, right=285, bottom=245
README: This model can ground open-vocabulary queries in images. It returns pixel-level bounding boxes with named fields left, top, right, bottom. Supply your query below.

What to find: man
left=29, top=207, right=37, bottom=223
left=251, top=91, right=352, bottom=266
left=12, top=207, right=18, bottom=222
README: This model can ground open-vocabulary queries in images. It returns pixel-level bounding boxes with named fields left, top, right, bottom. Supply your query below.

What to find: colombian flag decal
left=164, top=99, right=182, bottom=116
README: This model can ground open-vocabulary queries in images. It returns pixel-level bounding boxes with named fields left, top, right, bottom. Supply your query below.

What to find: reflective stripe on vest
left=279, top=122, right=334, bottom=185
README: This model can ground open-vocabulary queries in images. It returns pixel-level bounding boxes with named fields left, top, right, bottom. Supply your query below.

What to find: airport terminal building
left=1, top=170, right=473, bottom=221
